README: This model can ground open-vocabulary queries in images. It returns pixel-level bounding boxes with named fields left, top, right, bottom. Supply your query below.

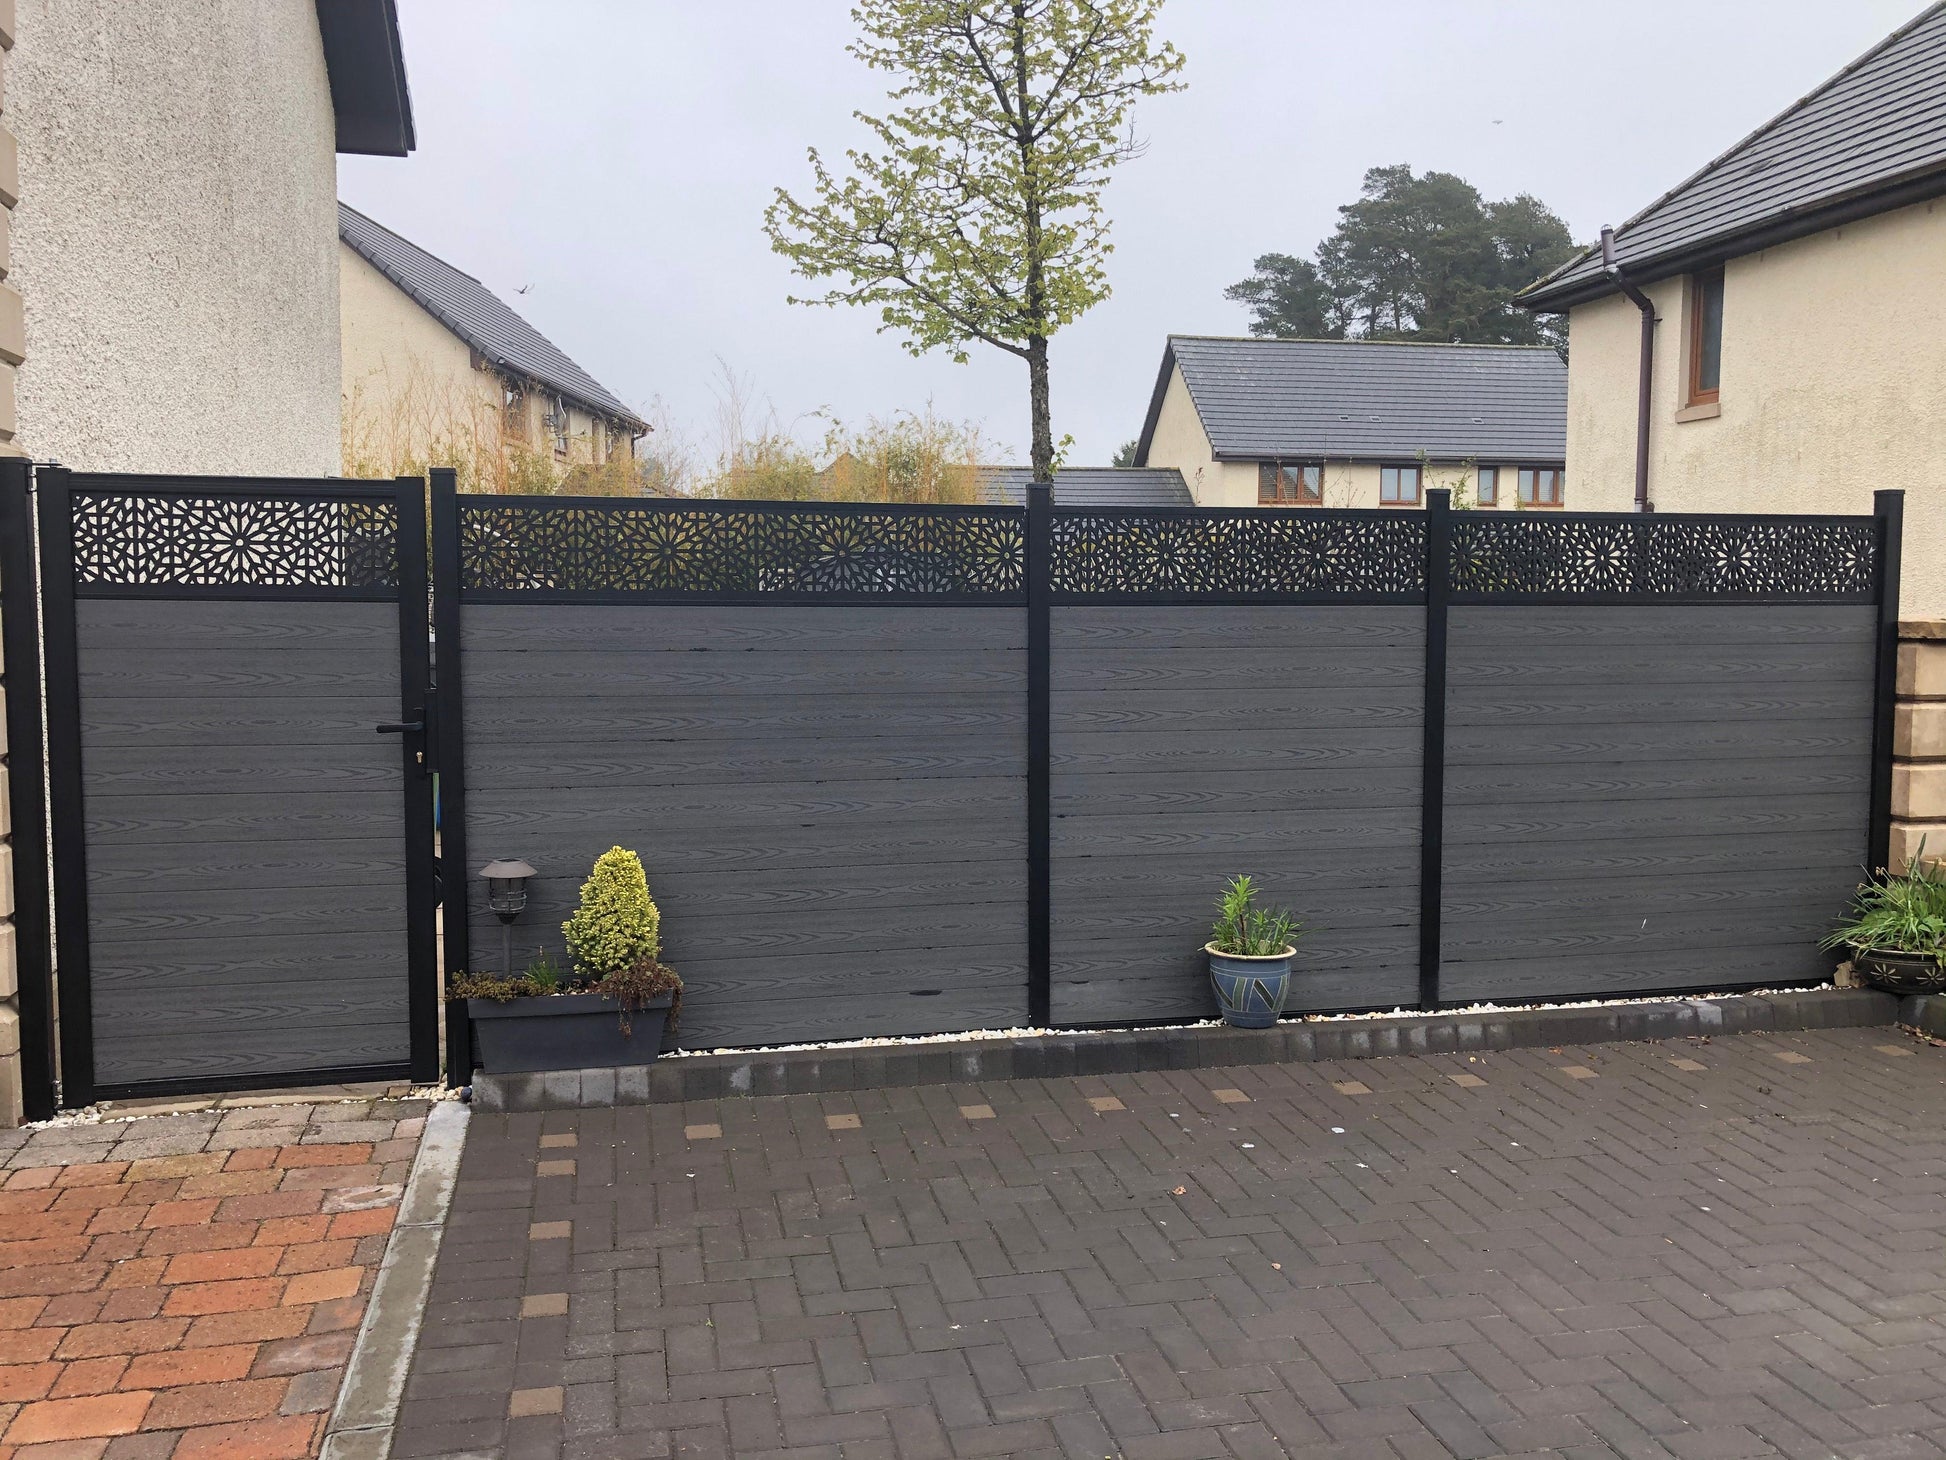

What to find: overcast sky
left=340, top=1, right=1921, bottom=469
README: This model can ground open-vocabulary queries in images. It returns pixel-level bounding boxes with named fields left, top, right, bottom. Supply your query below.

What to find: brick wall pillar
left=0, top=0, right=19, bottom=1128
left=1892, top=622, right=1946, bottom=874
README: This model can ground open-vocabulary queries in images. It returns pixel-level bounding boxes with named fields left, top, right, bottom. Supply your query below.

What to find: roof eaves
left=315, top=0, right=415, bottom=157
left=1132, top=341, right=1182, bottom=467
left=1517, top=1, right=1946, bottom=311
left=1518, top=157, right=1946, bottom=310
left=338, top=205, right=648, bottom=432
left=1208, top=447, right=1566, bottom=465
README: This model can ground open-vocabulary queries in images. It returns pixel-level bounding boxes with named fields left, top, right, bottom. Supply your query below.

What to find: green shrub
left=562, top=846, right=661, bottom=978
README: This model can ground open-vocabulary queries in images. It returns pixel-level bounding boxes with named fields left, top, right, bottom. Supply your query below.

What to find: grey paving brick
left=398, top=1027, right=1946, bottom=1459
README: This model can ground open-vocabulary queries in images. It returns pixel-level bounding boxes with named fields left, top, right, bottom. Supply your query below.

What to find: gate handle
left=375, top=720, right=424, bottom=734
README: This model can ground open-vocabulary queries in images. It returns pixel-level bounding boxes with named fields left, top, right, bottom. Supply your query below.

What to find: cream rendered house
left=339, top=203, right=646, bottom=482
left=1517, top=1, right=1946, bottom=615
left=4, top=0, right=412, bottom=471
left=0, top=0, right=413, bottom=1127
left=1134, top=336, right=1567, bottom=511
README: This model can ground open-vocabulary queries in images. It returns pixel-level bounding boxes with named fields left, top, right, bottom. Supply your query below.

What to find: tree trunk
left=1027, top=336, right=1053, bottom=483
left=1010, top=3, right=1053, bottom=486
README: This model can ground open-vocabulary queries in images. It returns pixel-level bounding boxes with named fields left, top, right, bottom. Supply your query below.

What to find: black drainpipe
left=1600, top=225, right=1656, bottom=513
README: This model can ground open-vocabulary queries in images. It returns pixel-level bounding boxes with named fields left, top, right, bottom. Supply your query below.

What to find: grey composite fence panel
left=76, top=600, right=412, bottom=1086
left=1440, top=604, right=1876, bottom=1001
left=461, top=604, right=1030, bottom=1047
left=1048, top=605, right=1424, bottom=1023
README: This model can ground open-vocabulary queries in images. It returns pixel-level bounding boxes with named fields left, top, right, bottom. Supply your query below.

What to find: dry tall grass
left=689, top=363, right=1003, bottom=504
left=341, top=367, right=656, bottom=496
left=343, top=358, right=1004, bottom=505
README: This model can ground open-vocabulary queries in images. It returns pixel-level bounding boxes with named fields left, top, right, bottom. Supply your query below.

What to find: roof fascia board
left=1133, top=343, right=1183, bottom=467
left=1520, top=161, right=1946, bottom=310
left=339, top=227, right=647, bottom=431
left=1211, top=449, right=1567, bottom=465
left=316, top=0, right=415, bottom=156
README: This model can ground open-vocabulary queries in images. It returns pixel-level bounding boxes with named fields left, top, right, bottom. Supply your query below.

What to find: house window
left=1476, top=466, right=1498, bottom=507
left=1379, top=464, right=1421, bottom=506
left=1258, top=461, right=1323, bottom=505
left=1518, top=467, right=1565, bottom=507
left=1687, top=266, right=1724, bottom=404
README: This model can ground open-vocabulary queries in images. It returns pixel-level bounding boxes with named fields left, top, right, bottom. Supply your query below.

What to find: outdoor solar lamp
left=480, top=859, right=536, bottom=977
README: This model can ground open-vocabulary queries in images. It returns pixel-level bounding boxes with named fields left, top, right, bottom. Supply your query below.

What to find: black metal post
left=0, top=461, right=55, bottom=1119
left=428, top=468, right=473, bottom=1081
left=1025, top=482, right=1051, bottom=1027
left=34, top=467, right=93, bottom=1105
left=1869, top=489, right=1905, bottom=873
left=1419, top=489, right=1451, bottom=1009
left=394, top=477, right=440, bottom=1084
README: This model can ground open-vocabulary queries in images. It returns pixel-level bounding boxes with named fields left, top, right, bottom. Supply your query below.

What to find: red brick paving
left=0, top=1143, right=396, bottom=1460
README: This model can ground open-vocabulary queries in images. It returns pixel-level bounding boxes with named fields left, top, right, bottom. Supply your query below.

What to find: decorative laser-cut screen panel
left=1448, top=513, right=1878, bottom=602
left=71, top=488, right=399, bottom=595
left=459, top=497, right=1027, bottom=600
left=1051, top=509, right=1426, bottom=600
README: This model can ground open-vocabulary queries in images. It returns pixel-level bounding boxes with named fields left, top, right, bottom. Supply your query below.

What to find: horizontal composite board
left=1440, top=605, right=1875, bottom=1002
left=1048, top=605, right=1424, bottom=1024
left=76, top=600, right=411, bottom=1087
left=460, top=604, right=1030, bottom=1048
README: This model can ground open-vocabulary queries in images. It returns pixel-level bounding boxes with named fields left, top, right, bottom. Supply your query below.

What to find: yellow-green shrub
left=562, top=847, right=660, bottom=978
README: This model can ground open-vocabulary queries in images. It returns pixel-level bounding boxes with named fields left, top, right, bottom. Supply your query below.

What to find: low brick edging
left=471, top=987, right=1897, bottom=1112
left=1899, top=992, right=1946, bottom=1040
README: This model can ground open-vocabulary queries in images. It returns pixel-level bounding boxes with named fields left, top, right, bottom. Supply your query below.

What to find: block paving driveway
left=401, top=1027, right=1946, bottom=1460
left=0, top=1098, right=428, bottom=1460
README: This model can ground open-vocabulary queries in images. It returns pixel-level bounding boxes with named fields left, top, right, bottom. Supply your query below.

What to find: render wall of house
left=504, top=392, right=621, bottom=469
left=340, top=242, right=505, bottom=468
left=1562, top=197, right=1946, bottom=616
left=1143, top=360, right=1561, bottom=511
left=342, top=241, right=627, bottom=477
left=1143, top=363, right=1257, bottom=506
left=8, top=0, right=341, bottom=475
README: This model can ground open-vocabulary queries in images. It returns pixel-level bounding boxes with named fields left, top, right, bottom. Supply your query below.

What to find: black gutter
left=1601, top=226, right=1657, bottom=515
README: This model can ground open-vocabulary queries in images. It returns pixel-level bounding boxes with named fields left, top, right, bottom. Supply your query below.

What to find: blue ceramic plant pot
left=1206, top=944, right=1295, bottom=1028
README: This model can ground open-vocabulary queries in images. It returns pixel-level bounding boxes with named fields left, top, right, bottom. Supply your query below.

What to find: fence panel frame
left=37, top=469, right=440, bottom=1103
left=1043, top=500, right=1431, bottom=1020
left=0, top=461, right=55, bottom=1119
left=18, top=476, right=1887, bottom=1088
left=436, top=482, right=1035, bottom=1067
left=1869, top=490, right=1905, bottom=873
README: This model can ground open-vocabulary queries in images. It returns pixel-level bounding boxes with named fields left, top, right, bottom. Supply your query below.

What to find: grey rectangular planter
left=466, top=992, right=673, bottom=1074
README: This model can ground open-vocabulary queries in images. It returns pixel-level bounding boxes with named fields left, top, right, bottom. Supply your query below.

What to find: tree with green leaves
left=1226, top=165, right=1576, bottom=350
left=765, top=1, right=1185, bottom=482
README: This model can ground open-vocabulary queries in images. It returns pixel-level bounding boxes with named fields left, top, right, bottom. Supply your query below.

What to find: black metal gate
left=34, top=469, right=440, bottom=1102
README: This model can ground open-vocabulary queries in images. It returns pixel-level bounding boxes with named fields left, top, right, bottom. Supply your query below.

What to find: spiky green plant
left=1209, top=875, right=1301, bottom=958
left=1822, top=847, right=1946, bottom=961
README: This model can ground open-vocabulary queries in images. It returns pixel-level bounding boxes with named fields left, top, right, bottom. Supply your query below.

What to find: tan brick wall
left=1891, top=621, right=1946, bottom=875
